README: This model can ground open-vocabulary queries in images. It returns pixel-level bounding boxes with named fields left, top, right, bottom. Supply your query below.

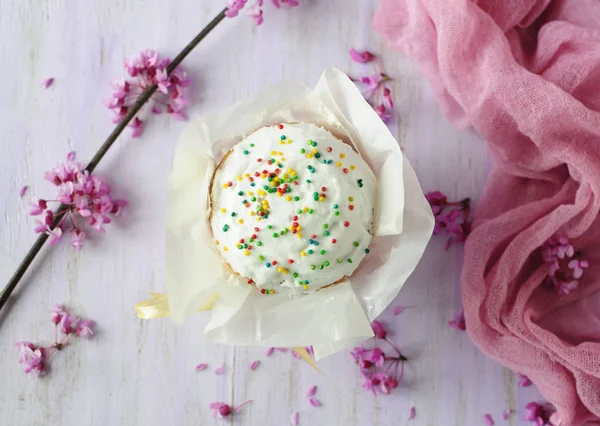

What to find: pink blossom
left=426, top=191, right=471, bottom=248
left=408, top=406, right=416, bottom=420
left=195, top=363, right=208, bottom=371
left=425, top=191, right=448, bottom=206
left=351, top=346, right=385, bottom=369
left=105, top=50, right=189, bottom=137
left=517, top=373, right=532, bottom=387
left=308, top=398, right=321, bottom=407
left=383, top=87, right=394, bottom=109
left=209, top=400, right=252, bottom=420
left=371, top=320, right=387, bottom=339
left=15, top=343, right=45, bottom=375
left=60, top=314, right=79, bottom=335
left=265, top=347, right=275, bottom=356
left=50, top=304, right=65, bottom=325
left=448, top=309, right=466, bottom=331
left=501, top=409, right=512, bottom=420
left=247, top=3, right=264, bottom=25
left=290, top=411, right=299, bottom=426
left=19, top=185, right=28, bottom=198
left=250, top=360, right=260, bottom=371
left=375, top=105, right=392, bottom=123
left=541, top=237, right=588, bottom=295
left=568, top=259, right=589, bottom=279
left=214, top=362, right=226, bottom=375
left=306, top=385, right=317, bottom=397
left=30, top=152, right=127, bottom=249
left=75, top=320, right=94, bottom=338
left=349, top=48, right=375, bottom=63
left=362, top=372, right=398, bottom=395
left=523, top=402, right=554, bottom=425
left=42, top=78, right=54, bottom=89
left=484, top=414, right=495, bottom=426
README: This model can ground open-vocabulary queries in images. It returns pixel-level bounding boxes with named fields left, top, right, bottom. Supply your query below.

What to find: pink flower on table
left=60, top=314, right=79, bottom=335
left=29, top=198, right=48, bottom=216
left=349, top=48, right=375, bottom=64
left=408, top=406, right=416, bottom=420
left=351, top=346, right=385, bottom=369
left=272, top=0, right=299, bottom=8
left=523, top=402, right=554, bottom=425
left=50, top=304, right=66, bottom=325
left=426, top=191, right=472, bottom=248
left=425, top=191, right=448, bottom=206
left=362, top=372, right=398, bottom=395
left=371, top=320, right=388, bottom=339
left=448, top=309, right=466, bottom=331
left=290, top=411, right=299, bottom=425
left=209, top=400, right=252, bottom=420
left=249, top=360, right=260, bottom=370
left=226, top=0, right=248, bottom=17
left=247, top=2, right=264, bottom=25
left=75, top=320, right=94, bottom=338
left=483, top=414, right=495, bottom=425
left=15, top=343, right=45, bottom=375
left=41, top=78, right=54, bottom=89
left=392, top=305, right=407, bottom=316
left=195, top=363, right=208, bottom=372
left=105, top=49, right=190, bottom=137
left=541, top=237, right=588, bottom=295
left=375, top=105, right=392, bottom=123
left=70, top=229, right=86, bottom=250
left=46, top=226, right=63, bottom=245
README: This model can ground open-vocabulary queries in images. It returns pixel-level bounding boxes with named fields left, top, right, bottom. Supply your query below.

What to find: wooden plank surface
left=0, top=1, right=543, bottom=425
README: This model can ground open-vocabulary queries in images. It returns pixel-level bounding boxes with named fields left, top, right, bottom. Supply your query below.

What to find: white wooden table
left=0, top=1, right=544, bottom=425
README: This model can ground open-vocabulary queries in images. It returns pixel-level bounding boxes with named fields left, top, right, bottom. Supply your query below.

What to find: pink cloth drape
left=373, top=1, right=600, bottom=424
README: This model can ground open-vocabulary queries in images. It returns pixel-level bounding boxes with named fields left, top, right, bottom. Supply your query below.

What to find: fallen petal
left=195, top=363, right=208, bottom=371
left=306, top=385, right=317, bottom=397
left=19, top=185, right=28, bottom=198
left=484, top=414, right=495, bottom=426
left=501, top=409, right=512, bottom=420
left=42, top=78, right=54, bottom=88
left=265, top=347, right=275, bottom=356
left=408, top=407, right=416, bottom=420
left=308, top=398, right=321, bottom=407
left=214, top=363, right=226, bottom=375
left=290, top=411, right=299, bottom=426
left=392, top=305, right=407, bottom=316
left=250, top=360, right=260, bottom=371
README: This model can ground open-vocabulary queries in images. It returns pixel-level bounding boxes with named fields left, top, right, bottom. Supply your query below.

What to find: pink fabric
left=373, top=1, right=600, bottom=425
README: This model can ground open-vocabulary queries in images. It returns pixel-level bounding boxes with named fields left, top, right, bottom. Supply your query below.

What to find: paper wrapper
left=166, top=67, right=434, bottom=360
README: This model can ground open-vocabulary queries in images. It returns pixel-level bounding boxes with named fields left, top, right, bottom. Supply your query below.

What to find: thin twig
left=0, top=8, right=227, bottom=315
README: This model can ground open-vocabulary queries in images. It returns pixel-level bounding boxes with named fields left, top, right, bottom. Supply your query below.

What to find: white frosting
left=210, top=123, right=377, bottom=296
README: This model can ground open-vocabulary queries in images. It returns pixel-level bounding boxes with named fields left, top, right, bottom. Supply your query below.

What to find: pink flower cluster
left=226, top=0, right=299, bottom=26
left=350, top=320, right=406, bottom=395
left=29, top=152, right=127, bottom=249
left=541, top=237, right=589, bottom=295
left=349, top=48, right=395, bottom=124
left=426, top=191, right=472, bottom=249
left=104, top=49, right=189, bottom=137
left=15, top=304, right=94, bottom=376
left=523, top=402, right=554, bottom=425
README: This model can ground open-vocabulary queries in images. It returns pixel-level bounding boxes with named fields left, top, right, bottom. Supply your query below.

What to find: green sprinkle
left=323, top=224, right=328, bottom=229
left=250, top=182, right=256, bottom=187
left=243, top=150, right=249, bottom=155
left=231, top=212, right=237, bottom=217
left=272, top=233, right=279, bottom=238
left=310, top=265, right=316, bottom=270
left=266, top=262, right=271, bottom=268
left=309, top=209, right=314, bottom=214
left=241, top=200, right=247, bottom=204
left=237, top=191, right=244, bottom=196
left=249, top=143, right=255, bottom=147
left=286, top=187, right=291, bottom=193
left=307, top=140, right=312, bottom=145
left=313, top=192, right=319, bottom=201
left=278, top=163, right=283, bottom=168
left=320, top=250, right=326, bottom=255
left=297, top=209, right=303, bottom=214
left=259, top=255, right=265, bottom=261
left=335, top=211, right=340, bottom=216
left=311, top=141, right=317, bottom=147
left=324, top=261, right=330, bottom=266
left=267, top=225, right=272, bottom=229
left=306, top=179, right=312, bottom=183
left=337, top=258, right=343, bottom=263
left=319, top=264, right=324, bottom=270
left=251, top=197, right=257, bottom=202
left=292, top=272, right=299, bottom=278
left=263, top=185, right=269, bottom=190
left=333, top=204, right=339, bottom=209
left=257, top=241, right=263, bottom=246
left=308, top=249, right=313, bottom=255
left=323, top=231, right=330, bottom=236
left=365, top=248, right=370, bottom=254
left=249, top=238, right=254, bottom=242
left=270, top=158, right=276, bottom=163
left=315, top=153, right=321, bottom=158
left=300, top=148, right=306, bottom=154
left=327, top=159, right=333, bottom=164
left=294, top=196, right=300, bottom=201
left=348, top=259, right=353, bottom=264
left=243, top=244, right=248, bottom=248
left=267, top=177, right=273, bottom=182
left=353, top=241, right=359, bottom=247
left=322, top=160, right=327, bottom=164
left=304, top=280, right=309, bottom=284
left=281, top=135, right=286, bottom=140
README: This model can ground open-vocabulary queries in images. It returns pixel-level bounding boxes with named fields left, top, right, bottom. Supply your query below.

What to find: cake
left=209, top=122, right=377, bottom=296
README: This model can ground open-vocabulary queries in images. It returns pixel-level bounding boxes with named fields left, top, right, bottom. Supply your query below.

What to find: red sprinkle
left=293, top=180, right=299, bottom=185
left=251, top=234, right=257, bottom=239
left=349, top=205, right=354, bottom=210
left=239, top=239, right=245, bottom=243
left=344, top=221, right=350, bottom=227
left=292, top=230, right=297, bottom=234
left=332, top=239, right=337, bottom=244
left=247, top=245, right=252, bottom=250
left=254, top=172, right=260, bottom=177
left=288, top=259, right=294, bottom=264
left=278, top=124, right=284, bottom=129
left=321, top=187, right=327, bottom=192
left=343, top=168, right=349, bottom=174
left=326, top=147, right=332, bottom=153
left=260, top=289, right=266, bottom=294
left=320, top=193, right=326, bottom=198
left=248, top=279, right=254, bottom=284
left=257, top=158, right=262, bottom=162
left=293, top=222, right=299, bottom=227
left=311, top=234, right=317, bottom=239
left=272, top=260, right=278, bottom=265
left=292, top=216, right=298, bottom=221
left=262, top=169, right=268, bottom=174
left=227, top=182, right=233, bottom=187
left=259, top=211, right=265, bottom=216
left=254, top=227, right=259, bottom=232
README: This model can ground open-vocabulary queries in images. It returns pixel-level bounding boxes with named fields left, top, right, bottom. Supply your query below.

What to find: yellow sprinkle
left=271, top=181, right=278, bottom=187
left=250, top=211, right=255, bottom=216
left=222, top=184, right=228, bottom=188
left=337, top=162, right=342, bottom=167
left=340, top=153, right=346, bottom=159
left=271, top=150, right=276, bottom=155
left=282, top=173, right=289, bottom=179
left=283, top=269, right=289, bottom=275
left=303, top=284, right=308, bottom=290
left=223, top=246, right=228, bottom=251
left=277, top=192, right=283, bottom=197
left=278, top=151, right=283, bottom=156
left=296, top=226, right=302, bottom=231
left=244, top=173, right=250, bottom=177
left=303, top=207, right=309, bottom=212
left=306, top=153, right=314, bottom=159
left=238, top=219, right=244, bottom=224
left=256, top=217, right=262, bottom=221
left=220, top=208, right=226, bottom=213
left=236, top=243, right=242, bottom=249
left=277, top=267, right=283, bottom=273
left=312, top=148, right=318, bottom=154
left=281, top=157, right=286, bottom=161
left=287, top=168, right=294, bottom=174
left=350, top=165, right=356, bottom=170
left=287, top=140, right=292, bottom=144
left=301, top=251, right=307, bottom=256
left=248, top=191, right=254, bottom=196
left=215, top=240, right=220, bottom=245
left=286, top=195, right=292, bottom=201
left=279, top=140, right=284, bottom=145
left=319, top=196, right=325, bottom=202
left=297, top=233, right=303, bottom=238
left=349, top=197, right=354, bottom=202
left=236, top=176, right=243, bottom=181
left=244, top=250, right=250, bottom=256
left=261, top=173, right=267, bottom=178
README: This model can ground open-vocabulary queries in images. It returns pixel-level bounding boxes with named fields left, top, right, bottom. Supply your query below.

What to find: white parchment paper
left=166, top=68, right=434, bottom=360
